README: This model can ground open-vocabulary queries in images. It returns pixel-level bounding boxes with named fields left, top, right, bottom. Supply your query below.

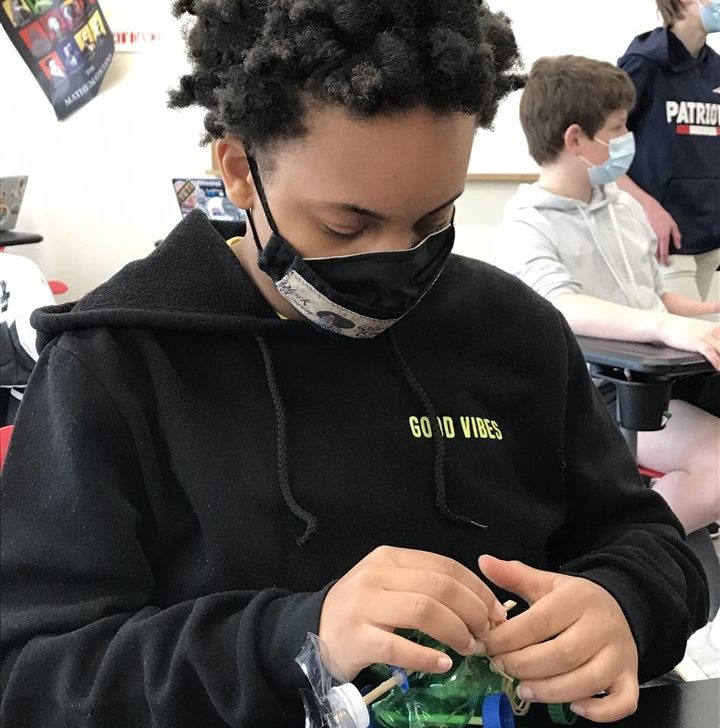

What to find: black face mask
left=245, top=155, right=456, bottom=338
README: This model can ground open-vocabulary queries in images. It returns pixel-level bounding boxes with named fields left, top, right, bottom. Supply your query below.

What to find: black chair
left=577, top=336, right=719, bottom=620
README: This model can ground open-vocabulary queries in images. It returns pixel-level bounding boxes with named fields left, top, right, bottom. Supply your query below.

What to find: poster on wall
left=1, top=0, right=114, bottom=120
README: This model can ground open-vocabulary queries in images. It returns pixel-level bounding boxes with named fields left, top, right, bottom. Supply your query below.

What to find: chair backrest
left=48, top=280, right=68, bottom=295
left=0, top=425, right=13, bottom=470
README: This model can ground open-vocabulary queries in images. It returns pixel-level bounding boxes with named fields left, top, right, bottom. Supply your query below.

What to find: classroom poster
left=1, top=0, right=114, bottom=120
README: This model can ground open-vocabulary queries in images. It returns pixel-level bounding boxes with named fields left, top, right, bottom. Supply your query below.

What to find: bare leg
left=637, top=399, right=720, bottom=534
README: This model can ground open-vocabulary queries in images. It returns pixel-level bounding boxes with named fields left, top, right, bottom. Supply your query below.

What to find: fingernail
left=517, top=685, right=535, bottom=701
left=437, top=655, right=453, bottom=672
left=493, top=602, right=507, bottom=621
left=571, top=704, right=586, bottom=717
left=491, top=657, right=505, bottom=673
left=466, top=635, right=478, bottom=654
left=474, top=641, right=487, bottom=655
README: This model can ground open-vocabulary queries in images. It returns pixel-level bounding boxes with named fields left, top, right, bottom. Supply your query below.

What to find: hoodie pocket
left=663, top=178, right=720, bottom=254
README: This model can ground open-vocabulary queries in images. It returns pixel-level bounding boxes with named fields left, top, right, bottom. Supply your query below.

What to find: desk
left=575, top=336, right=713, bottom=452
left=0, top=231, right=43, bottom=247
left=576, top=337, right=713, bottom=377
left=518, top=679, right=718, bottom=728
left=576, top=335, right=719, bottom=617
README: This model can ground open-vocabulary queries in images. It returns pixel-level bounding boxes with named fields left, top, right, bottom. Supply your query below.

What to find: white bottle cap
left=326, top=683, right=370, bottom=728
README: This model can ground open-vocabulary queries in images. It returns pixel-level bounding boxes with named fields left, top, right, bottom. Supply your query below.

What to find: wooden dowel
left=363, top=601, right=517, bottom=707
left=363, top=674, right=403, bottom=705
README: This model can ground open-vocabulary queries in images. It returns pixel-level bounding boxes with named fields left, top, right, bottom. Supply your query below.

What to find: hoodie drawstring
left=255, top=330, right=487, bottom=548
left=387, top=330, right=488, bottom=532
left=575, top=202, right=642, bottom=308
left=255, top=334, right=317, bottom=547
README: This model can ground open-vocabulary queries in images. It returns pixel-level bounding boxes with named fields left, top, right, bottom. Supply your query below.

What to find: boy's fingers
left=491, top=620, right=604, bottom=679
left=516, top=646, right=620, bottom=706
left=364, top=591, right=478, bottom=657
left=365, top=626, right=454, bottom=675
left=698, top=340, right=720, bottom=370
left=380, top=568, right=491, bottom=640
left=478, top=555, right=555, bottom=605
left=671, top=221, right=682, bottom=249
left=378, top=547, right=502, bottom=615
left=483, top=589, right=579, bottom=655
left=570, top=672, right=640, bottom=723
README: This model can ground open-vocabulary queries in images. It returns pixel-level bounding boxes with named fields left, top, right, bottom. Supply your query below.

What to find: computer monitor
left=0, top=177, right=29, bottom=232
left=172, top=177, right=245, bottom=223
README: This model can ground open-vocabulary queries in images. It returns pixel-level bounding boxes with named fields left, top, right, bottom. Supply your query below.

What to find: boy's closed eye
left=321, top=205, right=455, bottom=243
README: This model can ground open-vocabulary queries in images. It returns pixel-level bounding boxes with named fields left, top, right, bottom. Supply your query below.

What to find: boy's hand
left=319, top=546, right=506, bottom=680
left=479, top=555, right=639, bottom=724
left=642, top=197, right=681, bottom=266
left=660, top=317, right=720, bottom=370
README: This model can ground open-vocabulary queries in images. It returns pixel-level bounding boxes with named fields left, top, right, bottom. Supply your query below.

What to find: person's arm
left=554, top=292, right=720, bottom=369
left=555, top=316, right=708, bottom=680
left=477, top=316, right=708, bottom=722
left=1, top=341, right=508, bottom=726
left=615, top=53, right=681, bottom=265
left=0, top=344, right=329, bottom=728
left=661, top=292, right=720, bottom=318
left=615, top=175, right=682, bottom=266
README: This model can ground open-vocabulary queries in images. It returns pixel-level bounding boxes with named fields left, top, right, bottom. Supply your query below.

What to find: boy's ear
left=563, top=123, right=586, bottom=155
left=216, top=137, right=255, bottom=210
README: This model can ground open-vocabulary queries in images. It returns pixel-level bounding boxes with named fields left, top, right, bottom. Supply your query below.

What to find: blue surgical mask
left=699, top=0, right=720, bottom=33
left=580, top=132, right=636, bottom=187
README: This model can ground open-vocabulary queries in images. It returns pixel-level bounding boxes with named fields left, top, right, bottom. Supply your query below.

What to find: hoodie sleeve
left=498, top=218, right=583, bottom=301
left=548, top=317, right=708, bottom=682
left=0, top=344, right=327, bottom=728
left=618, top=54, right=655, bottom=134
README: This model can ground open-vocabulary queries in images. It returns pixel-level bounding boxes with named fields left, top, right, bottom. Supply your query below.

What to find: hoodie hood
left=30, top=208, right=489, bottom=544
left=620, top=27, right=710, bottom=73
left=32, top=210, right=297, bottom=353
left=506, top=181, right=618, bottom=214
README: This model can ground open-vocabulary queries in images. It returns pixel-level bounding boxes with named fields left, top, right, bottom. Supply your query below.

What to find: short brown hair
left=656, top=0, right=685, bottom=26
left=519, top=56, right=636, bottom=165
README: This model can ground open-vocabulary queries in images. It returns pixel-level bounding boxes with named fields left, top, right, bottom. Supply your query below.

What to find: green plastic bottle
left=368, top=631, right=576, bottom=728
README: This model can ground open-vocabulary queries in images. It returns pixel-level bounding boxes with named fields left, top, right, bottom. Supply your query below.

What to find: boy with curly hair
left=1, top=3, right=708, bottom=727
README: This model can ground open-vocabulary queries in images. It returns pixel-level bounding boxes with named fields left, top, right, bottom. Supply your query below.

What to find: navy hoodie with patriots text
left=619, top=27, right=720, bottom=256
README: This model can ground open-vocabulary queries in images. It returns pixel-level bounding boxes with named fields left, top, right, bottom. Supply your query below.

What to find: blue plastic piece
left=391, top=668, right=410, bottom=693
left=481, top=692, right=515, bottom=728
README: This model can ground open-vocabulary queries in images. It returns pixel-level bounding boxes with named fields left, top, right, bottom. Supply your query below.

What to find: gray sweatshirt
left=498, top=182, right=666, bottom=313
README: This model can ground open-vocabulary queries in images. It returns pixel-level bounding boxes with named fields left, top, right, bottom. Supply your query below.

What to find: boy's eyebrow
left=317, top=191, right=464, bottom=222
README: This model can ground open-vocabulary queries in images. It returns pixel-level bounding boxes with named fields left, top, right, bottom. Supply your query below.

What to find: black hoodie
left=0, top=211, right=708, bottom=727
left=618, top=27, right=720, bottom=256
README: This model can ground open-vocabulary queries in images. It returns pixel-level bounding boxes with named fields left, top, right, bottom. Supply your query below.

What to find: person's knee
left=690, top=451, right=720, bottom=520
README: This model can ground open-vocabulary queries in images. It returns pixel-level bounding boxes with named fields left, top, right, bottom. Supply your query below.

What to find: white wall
left=471, top=0, right=665, bottom=175
left=0, top=0, right=209, bottom=299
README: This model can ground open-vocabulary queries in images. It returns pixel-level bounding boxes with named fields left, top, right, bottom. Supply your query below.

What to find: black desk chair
left=0, top=231, right=43, bottom=248
left=576, top=336, right=719, bottom=620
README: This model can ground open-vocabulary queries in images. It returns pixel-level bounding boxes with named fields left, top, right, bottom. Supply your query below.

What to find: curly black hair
left=169, top=0, right=525, bottom=154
